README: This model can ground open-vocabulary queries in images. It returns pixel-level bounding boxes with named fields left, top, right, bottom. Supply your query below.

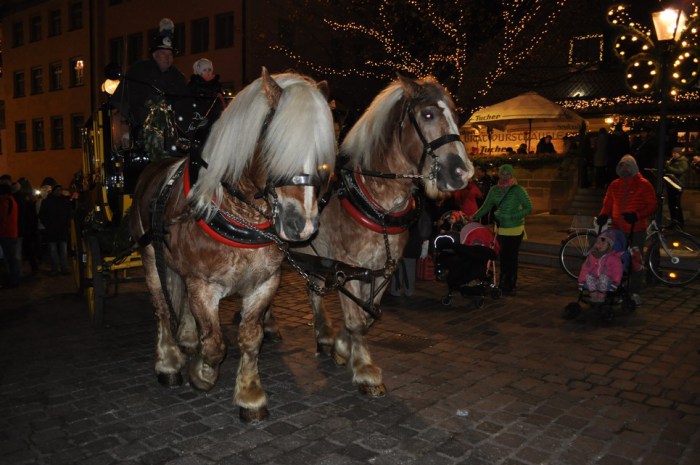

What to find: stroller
left=564, top=228, right=638, bottom=323
left=433, top=218, right=501, bottom=307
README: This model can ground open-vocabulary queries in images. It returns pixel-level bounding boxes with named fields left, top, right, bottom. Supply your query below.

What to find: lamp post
left=608, top=4, right=698, bottom=226
left=652, top=8, right=686, bottom=226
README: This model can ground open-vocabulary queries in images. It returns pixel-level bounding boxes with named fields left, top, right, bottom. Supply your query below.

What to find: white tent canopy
left=465, top=91, right=586, bottom=153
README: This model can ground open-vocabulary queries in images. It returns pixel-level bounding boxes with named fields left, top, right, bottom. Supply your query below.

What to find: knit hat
left=499, top=164, right=515, bottom=176
left=616, top=154, right=639, bottom=178
left=150, top=18, right=177, bottom=54
left=193, top=58, right=213, bottom=76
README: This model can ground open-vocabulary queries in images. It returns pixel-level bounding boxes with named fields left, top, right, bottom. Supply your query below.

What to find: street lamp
left=608, top=4, right=700, bottom=225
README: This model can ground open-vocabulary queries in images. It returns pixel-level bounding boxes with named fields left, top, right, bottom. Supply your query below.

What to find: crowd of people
left=0, top=175, right=73, bottom=288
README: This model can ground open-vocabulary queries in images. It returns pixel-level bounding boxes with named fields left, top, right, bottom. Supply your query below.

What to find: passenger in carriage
left=110, top=18, right=192, bottom=157
left=187, top=58, right=228, bottom=150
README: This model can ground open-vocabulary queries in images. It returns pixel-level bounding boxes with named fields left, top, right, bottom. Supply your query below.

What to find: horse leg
left=186, top=279, right=227, bottom=392
left=336, top=282, right=386, bottom=398
left=262, top=305, right=282, bottom=341
left=171, top=271, right=198, bottom=355
left=142, top=247, right=187, bottom=387
left=234, top=275, right=280, bottom=423
left=308, top=283, right=337, bottom=356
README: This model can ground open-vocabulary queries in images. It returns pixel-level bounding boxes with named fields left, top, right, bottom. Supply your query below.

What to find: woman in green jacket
left=471, top=164, right=533, bottom=295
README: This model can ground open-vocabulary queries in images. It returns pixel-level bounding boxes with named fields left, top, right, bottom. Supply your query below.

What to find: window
left=109, top=37, right=124, bottom=67
left=31, top=67, right=43, bottom=95
left=174, top=22, right=185, bottom=54
left=191, top=18, right=209, bottom=54
left=127, top=33, right=143, bottom=65
left=13, top=71, right=26, bottom=98
left=71, top=114, right=84, bottom=148
left=51, top=116, right=65, bottom=149
left=70, top=57, right=84, bottom=86
left=69, top=1, right=83, bottom=31
left=50, top=62, right=63, bottom=91
left=30, top=15, right=42, bottom=42
left=569, top=35, right=604, bottom=66
left=12, top=21, right=24, bottom=47
left=49, top=10, right=62, bottom=37
left=215, top=12, right=234, bottom=49
left=16, top=122, right=28, bottom=152
left=32, top=119, right=45, bottom=151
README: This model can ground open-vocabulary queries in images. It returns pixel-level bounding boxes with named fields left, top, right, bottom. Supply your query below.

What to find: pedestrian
left=606, top=123, right=630, bottom=185
left=187, top=58, right=227, bottom=143
left=596, top=155, right=657, bottom=305
left=389, top=201, right=432, bottom=297
left=18, top=179, right=40, bottom=276
left=536, top=135, right=556, bottom=154
left=517, top=143, right=527, bottom=155
left=664, top=147, right=689, bottom=228
left=470, top=164, right=533, bottom=296
left=39, top=185, right=72, bottom=276
left=453, top=181, right=482, bottom=218
left=0, top=177, right=21, bottom=288
left=593, top=128, right=609, bottom=188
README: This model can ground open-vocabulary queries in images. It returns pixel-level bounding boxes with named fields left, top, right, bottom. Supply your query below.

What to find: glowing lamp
left=652, top=8, right=686, bottom=42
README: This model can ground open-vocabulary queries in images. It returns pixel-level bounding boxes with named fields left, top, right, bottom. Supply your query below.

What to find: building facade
left=0, top=0, right=244, bottom=188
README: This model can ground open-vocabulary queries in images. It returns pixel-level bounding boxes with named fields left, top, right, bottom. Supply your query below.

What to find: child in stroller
left=433, top=216, right=501, bottom=307
left=565, top=228, right=637, bottom=322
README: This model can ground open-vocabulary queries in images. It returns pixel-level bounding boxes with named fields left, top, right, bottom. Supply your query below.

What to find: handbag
left=416, top=256, right=436, bottom=281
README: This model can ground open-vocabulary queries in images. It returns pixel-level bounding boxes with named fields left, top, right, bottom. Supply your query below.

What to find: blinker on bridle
left=400, top=98, right=462, bottom=177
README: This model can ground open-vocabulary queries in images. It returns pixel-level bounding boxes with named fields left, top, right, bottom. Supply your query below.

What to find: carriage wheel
left=70, top=218, right=85, bottom=293
left=86, top=235, right=105, bottom=326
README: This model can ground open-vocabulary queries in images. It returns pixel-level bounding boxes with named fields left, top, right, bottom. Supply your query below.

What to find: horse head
left=189, top=68, right=336, bottom=242
left=396, top=75, right=473, bottom=198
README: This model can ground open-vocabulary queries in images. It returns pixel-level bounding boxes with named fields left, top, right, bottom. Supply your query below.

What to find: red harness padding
left=339, top=171, right=416, bottom=235
left=182, top=163, right=275, bottom=248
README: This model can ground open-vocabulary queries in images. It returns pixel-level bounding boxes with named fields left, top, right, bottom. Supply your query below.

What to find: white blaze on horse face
left=437, top=100, right=473, bottom=183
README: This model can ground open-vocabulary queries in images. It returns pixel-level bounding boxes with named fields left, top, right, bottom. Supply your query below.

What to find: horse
left=291, top=74, right=474, bottom=397
left=129, top=68, right=337, bottom=423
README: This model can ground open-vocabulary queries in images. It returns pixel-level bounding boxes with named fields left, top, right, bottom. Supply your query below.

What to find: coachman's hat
left=150, top=18, right=177, bottom=54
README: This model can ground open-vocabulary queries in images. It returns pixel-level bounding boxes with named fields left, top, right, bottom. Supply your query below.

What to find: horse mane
left=189, top=73, right=336, bottom=220
left=340, top=80, right=406, bottom=169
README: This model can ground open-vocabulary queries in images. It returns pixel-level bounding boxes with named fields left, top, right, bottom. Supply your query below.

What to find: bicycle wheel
left=646, top=232, right=700, bottom=286
left=559, top=231, right=597, bottom=280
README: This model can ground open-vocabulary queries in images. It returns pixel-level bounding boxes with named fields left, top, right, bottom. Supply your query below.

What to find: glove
left=595, top=214, right=609, bottom=227
left=622, top=212, right=638, bottom=225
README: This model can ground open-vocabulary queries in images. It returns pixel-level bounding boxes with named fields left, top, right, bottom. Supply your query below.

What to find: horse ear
left=316, top=80, right=331, bottom=101
left=396, top=73, right=422, bottom=99
left=261, top=66, right=283, bottom=109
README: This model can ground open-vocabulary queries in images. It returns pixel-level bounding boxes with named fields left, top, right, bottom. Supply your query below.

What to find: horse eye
left=422, top=111, right=434, bottom=120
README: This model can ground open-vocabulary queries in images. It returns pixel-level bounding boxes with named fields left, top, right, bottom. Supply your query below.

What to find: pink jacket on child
left=578, top=250, right=624, bottom=291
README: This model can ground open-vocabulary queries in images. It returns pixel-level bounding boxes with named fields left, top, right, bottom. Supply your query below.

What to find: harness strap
left=151, top=162, right=187, bottom=333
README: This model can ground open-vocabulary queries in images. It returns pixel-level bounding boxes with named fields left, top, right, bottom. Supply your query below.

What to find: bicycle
left=559, top=218, right=700, bottom=286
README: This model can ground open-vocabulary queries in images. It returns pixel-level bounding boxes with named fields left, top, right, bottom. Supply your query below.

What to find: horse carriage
left=70, top=100, right=148, bottom=326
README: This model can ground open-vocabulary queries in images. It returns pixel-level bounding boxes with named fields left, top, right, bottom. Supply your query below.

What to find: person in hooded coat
left=596, top=154, right=657, bottom=304
left=187, top=58, right=227, bottom=148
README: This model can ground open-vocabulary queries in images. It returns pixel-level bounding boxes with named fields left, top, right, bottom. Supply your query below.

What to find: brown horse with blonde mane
left=129, top=68, right=336, bottom=422
left=291, top=75, right=474, bottom=397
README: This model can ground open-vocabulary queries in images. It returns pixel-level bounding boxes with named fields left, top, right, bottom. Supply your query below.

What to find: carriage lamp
left=608, top=3, right=699, bottom=226
left=101, top=79, right=120, bottom=95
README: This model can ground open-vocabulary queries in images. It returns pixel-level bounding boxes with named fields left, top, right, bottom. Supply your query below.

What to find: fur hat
left=193, top=58, right=213, bottom=76
left=150, top=18, right=177, bottom=54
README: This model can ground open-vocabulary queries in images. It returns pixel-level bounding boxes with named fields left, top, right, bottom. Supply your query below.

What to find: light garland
left=270, top=0, right=570, bottom=107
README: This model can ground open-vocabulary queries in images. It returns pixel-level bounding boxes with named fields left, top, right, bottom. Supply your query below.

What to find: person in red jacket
left=1, top=180, right=21, bottom=288
left=453, top=181, right=482, bottom=217
left=596, top=154, right=657, bottom=304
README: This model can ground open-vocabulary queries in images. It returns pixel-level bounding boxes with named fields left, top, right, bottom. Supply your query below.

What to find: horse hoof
left=264, top=329, right=283, bottom=342
left=157, top=372, right=183, bottom=388
left=239, top=406, right=269, bottom=423
left=358, top=383, right=387, bottom=398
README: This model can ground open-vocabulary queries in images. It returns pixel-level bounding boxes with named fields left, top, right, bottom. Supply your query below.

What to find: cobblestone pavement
left=1, top=261, right=699, bottom=465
